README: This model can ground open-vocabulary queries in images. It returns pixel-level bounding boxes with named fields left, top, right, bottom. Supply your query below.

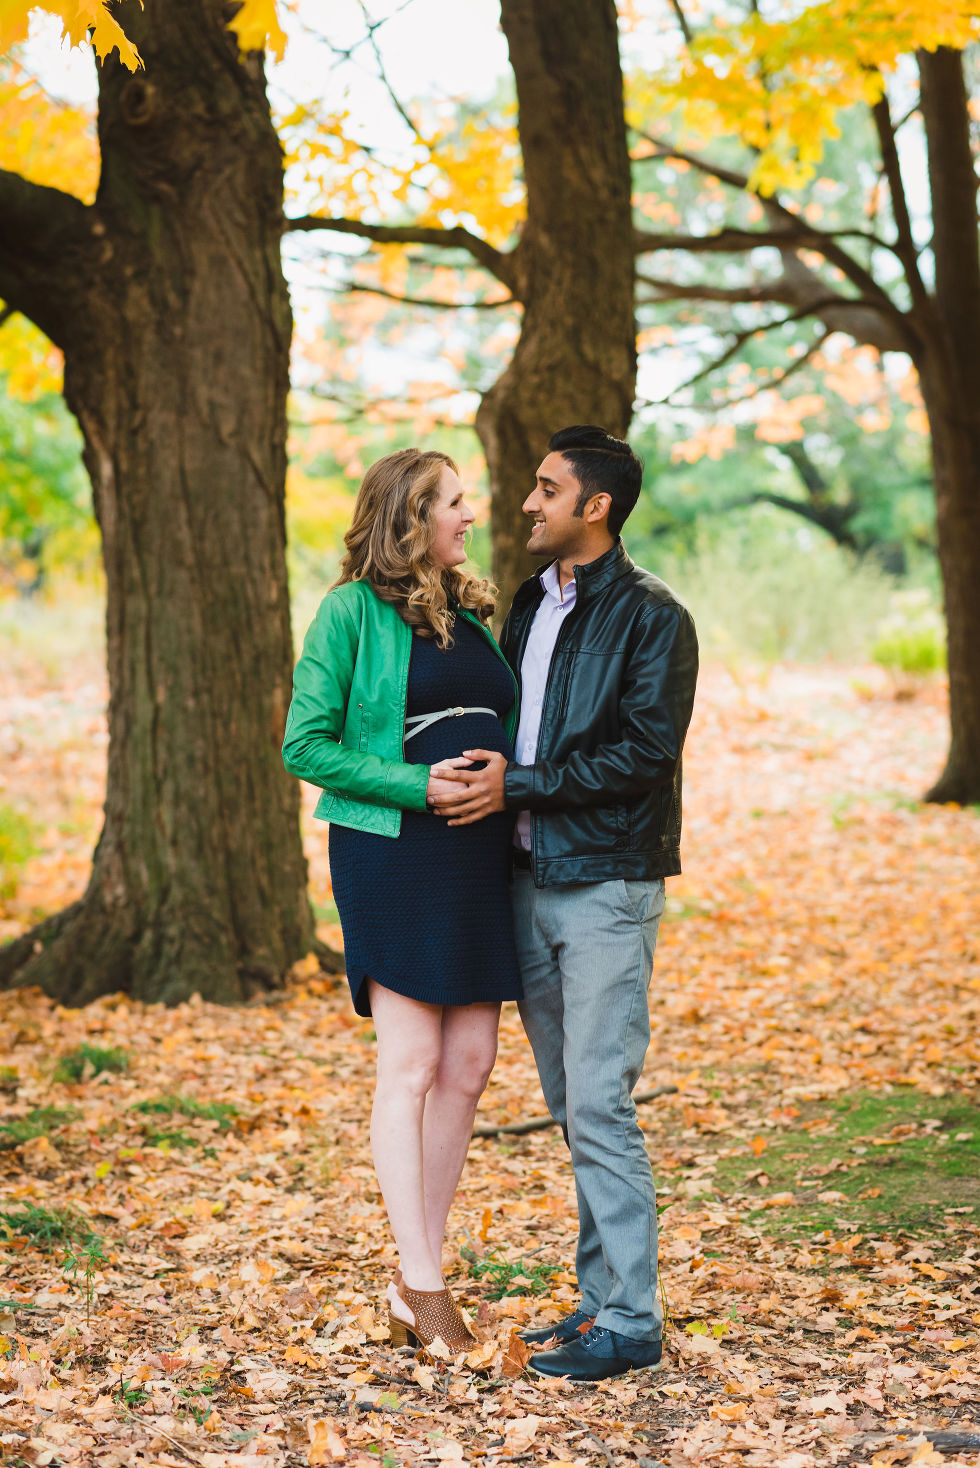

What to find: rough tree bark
left=477, top=0, right=637, bottom=607
left=0, top=0, right=321, bottom=1004
left=915, top=47, right=980, bottom=803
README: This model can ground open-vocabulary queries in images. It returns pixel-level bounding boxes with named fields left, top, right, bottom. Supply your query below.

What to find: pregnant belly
left=405, top=712, right=514, bottom=767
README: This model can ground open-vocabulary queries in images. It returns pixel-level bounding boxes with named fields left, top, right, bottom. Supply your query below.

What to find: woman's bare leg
left=367, top=981, right=445, bottom=1294
left=421, top=1002, right=500, bottom=1267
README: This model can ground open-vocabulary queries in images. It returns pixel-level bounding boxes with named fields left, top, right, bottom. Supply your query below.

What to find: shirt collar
left=539, top=560, right=577, bottom=606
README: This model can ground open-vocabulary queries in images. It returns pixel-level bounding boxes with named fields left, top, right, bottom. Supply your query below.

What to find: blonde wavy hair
left=336, top=448, right=496, bottom=648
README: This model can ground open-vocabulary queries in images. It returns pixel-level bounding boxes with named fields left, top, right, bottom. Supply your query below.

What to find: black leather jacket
left=500, top=539, right=698, bottom=886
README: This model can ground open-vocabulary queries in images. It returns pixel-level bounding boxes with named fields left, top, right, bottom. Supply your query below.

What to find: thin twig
left=472, top=1085, right=677, bottom=1139
left=587, top=1432, right=615, bottom=1468
left=123, top=1410, right=204, bottom=1465
left=636, top=325, right=828, bottom=412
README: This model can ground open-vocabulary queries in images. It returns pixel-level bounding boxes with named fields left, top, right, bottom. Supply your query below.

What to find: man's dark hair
left=548, top=425, right=643, bottom=536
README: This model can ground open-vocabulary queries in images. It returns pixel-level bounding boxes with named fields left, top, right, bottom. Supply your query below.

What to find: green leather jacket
left=282, top=578, right=519, bottom=837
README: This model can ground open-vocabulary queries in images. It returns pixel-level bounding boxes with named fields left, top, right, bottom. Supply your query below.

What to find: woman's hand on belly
left=425, top=756, right=475, bottom=806
left=428, top=749, right=508, bottom=825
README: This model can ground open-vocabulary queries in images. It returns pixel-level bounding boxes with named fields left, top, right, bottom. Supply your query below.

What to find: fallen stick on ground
left=849, top=1430, right=980, bottom=1454
left=471, top=1085, right=679, bottom=1139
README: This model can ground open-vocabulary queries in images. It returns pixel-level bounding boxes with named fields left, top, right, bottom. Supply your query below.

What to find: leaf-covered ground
left=1, top=639, right=979, bottom=1467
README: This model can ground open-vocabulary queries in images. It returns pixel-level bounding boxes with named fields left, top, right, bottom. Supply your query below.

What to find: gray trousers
left=512, top=872, right=666, bottom=1341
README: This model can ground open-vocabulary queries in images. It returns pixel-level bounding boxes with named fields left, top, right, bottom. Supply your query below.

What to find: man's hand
left=429, top=749, right=508, bottom=825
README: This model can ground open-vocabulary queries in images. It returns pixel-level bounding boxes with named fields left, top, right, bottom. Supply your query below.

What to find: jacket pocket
left=358, top=707, right=372, bottom=751
left=555, top=653, right=575, bottom=723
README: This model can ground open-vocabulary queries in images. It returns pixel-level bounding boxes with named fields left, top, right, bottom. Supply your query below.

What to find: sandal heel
left=388, top=1312, right=420, bottom=1349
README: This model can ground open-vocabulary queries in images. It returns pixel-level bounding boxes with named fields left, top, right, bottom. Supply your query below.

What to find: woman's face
left=429, top=465, right=476, bottom=569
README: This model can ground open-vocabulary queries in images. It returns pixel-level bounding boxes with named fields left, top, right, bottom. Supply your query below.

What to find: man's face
left=523, top=451, right=594, bottom=560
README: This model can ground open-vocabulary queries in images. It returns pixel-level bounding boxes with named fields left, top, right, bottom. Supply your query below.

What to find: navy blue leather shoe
left=528, top=1325, right=663, bottom=1380
left=519, top=1307, right=596, bottom=1348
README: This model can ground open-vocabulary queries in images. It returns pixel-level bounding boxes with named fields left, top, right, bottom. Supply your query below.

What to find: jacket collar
left=511, top=537, right=634, bottom=612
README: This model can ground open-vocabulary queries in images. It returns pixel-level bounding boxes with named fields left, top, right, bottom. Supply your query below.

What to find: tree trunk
left=0, top=0, right=319, bottom=1003
left=917, top=48, right=980, bottom=803
left=477, top=0, right=637, bottom=610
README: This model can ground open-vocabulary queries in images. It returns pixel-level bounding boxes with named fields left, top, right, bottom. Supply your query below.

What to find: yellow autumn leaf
left=227, top=0, right=287, bottom=60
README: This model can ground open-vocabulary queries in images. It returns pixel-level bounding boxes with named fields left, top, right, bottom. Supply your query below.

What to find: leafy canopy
left=0, top=0, right=287, bottom=71
left=641, top=0, right=980, bottom=192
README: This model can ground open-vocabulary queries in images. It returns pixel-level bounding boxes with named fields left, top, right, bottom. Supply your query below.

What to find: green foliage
left=0, top=1203, right=107, bottom=1313
left=629, top=337, right=934, bottom=576
left=461, top=1245, right=557, bottom=1299
left=53, top=1043, right=130, bottom=1083
left=114, top=1380, right=150, bottom=1408
left=872, top=589, right=946, bottom=676
left=0, top=1202, right=90, bottom=1249
left=637, top=517, right=900, bottom=663
left=0, top=377, right=95, bottom=590
left=0, top=803, right=38, bottom=902
left=130, top=1093, right=238, bottom=1130
left=0, top=1105, right=79, bottom=1149
left=62, top=1230, right=109, bottom=1319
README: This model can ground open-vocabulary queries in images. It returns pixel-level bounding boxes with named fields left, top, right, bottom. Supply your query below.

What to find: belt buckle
left=452, top=706, right=464, bottom=716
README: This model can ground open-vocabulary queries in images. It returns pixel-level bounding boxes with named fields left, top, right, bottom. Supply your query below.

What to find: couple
left=282, top=425, right=698, bottom=1382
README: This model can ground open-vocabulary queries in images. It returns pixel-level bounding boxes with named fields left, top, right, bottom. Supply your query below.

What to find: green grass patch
left=461, top=1246, right=559, bottom=1299
left=0, top=1203, right=109, bottom=1319
left=710, top=1090, right=980, bottom=1237
left=0, top=803, right=39, bottom=902
left=0, top=1104, right=80, bottom=1149
left=130, top=1093, right=238, bottom=1130
left=0, top=1202, right=97, bottom=1252
left=53, top=1043, right=130, bottom=1083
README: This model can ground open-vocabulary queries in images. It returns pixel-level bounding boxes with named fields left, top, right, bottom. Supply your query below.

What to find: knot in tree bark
left=120, top=77, right=158, bottom=128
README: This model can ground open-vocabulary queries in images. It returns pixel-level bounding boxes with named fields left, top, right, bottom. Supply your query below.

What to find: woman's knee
left=439, top=1037, right=498, bottom=1099
left=376, top=1044, right=441, bottom=1099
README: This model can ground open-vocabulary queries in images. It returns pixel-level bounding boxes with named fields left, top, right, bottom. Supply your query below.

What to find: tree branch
left=870, top=83, right=930, bottom=311
left=666, top=0, right=694, bottom=45
left=0, top=170, right=92, bottom=350
left=633, top=133, right=899, bottom=257
left=344, top=281, right=516, bottom=310
left=634, top=223, right=799, bottom=255
left=638, top=320, right=829, bottom=409
left=637, top=268, right=909, bottom=353
left=636, top=271, right=842, bottom=306
left=353, top=0, right=430, bottom=149
left=727, top=488, right=861, bottom=550
left=632, top=130, right=913, bottom=335
left=283, top=213, right=517, bottom=292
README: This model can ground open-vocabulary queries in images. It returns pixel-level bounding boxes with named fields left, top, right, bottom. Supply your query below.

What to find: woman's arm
left=282, top=593, right=430, bottom=812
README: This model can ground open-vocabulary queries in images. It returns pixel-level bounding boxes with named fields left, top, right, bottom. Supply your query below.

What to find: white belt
left=404, top=705, right=497, bottom=742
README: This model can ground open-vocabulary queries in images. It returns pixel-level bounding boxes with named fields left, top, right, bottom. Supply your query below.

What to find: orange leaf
left=501, top=1331, right=532, bottom=1378
left=307, top=1416, right=346, bottom=1465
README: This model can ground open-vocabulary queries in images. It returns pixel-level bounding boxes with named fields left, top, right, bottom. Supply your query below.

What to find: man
left=432, top=425, right=698, bottom=1381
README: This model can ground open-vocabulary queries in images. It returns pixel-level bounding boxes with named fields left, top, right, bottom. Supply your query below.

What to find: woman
left=282, top=448, right=522, bottom=1355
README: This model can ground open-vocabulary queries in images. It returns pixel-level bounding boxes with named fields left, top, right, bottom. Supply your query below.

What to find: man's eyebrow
left=536, top=474, right=562, bottom=488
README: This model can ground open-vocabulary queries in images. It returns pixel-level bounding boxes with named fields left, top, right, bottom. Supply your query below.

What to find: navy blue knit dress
left=329, top=614, right=524, bottom=1018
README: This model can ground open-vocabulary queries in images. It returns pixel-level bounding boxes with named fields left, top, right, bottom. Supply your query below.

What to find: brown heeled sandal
left=388, top=1283, right=476, bottom=1353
